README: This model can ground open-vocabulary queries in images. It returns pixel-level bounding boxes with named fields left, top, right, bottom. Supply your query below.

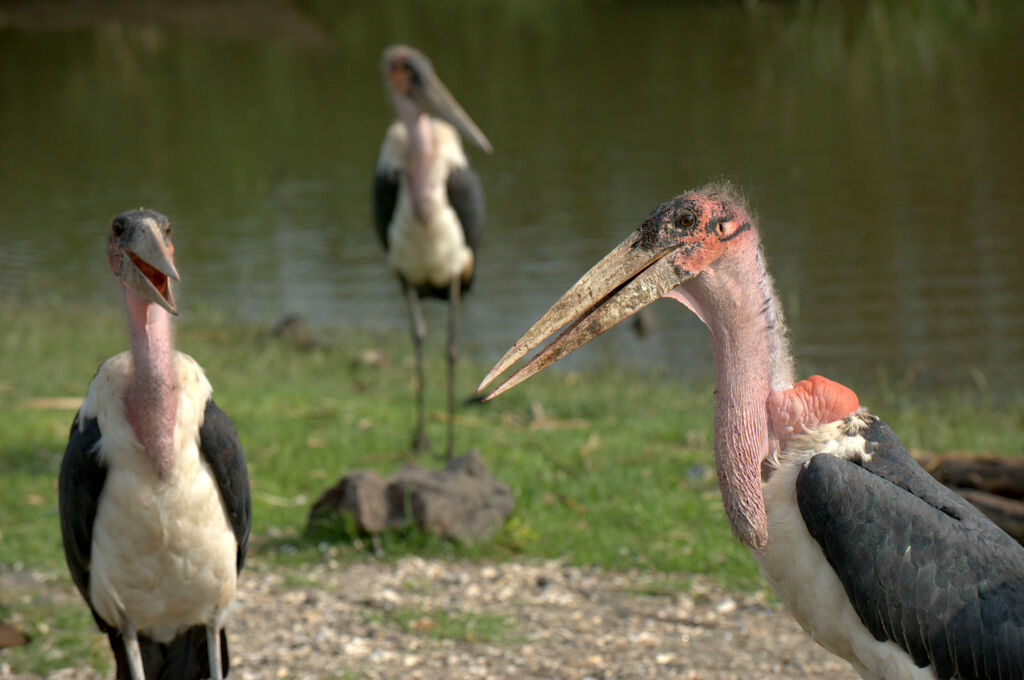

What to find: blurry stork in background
left=60, top=209, right=251, bottom=679
left=373, top=44, right=491, bottom=457
left=479, top=185, right=1024, bottom=680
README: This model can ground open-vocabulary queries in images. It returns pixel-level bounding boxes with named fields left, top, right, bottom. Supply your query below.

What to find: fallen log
left=916, top=453, right=1024, bottom=500
left=949, top=486, right=1024, bottom=545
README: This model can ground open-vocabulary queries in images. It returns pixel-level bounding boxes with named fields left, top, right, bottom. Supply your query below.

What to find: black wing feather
left=797, top=415, right=1024, bottom=680
left=198, top=399, right=251, bottom=572
left=447, top=164, right=485, bottom=251
left=373, top=169, right=400, bottom=250
left=58, top=412, right=106, bottom=609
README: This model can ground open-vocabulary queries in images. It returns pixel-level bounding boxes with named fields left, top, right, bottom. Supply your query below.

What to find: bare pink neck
left=674, top=245, right=793, bottom=549
left=123, top=287, right=177, bottom=478
left=675, top=243, right=859, bottom=550
left=394, top=94, right=435, bottom=221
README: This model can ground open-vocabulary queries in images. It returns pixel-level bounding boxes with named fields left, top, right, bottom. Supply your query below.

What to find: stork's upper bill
left=477, top=186, right=755, bottom=400
left=107, top=209, right=180, bottom=315
left=382, top=44, right=493, bottom=153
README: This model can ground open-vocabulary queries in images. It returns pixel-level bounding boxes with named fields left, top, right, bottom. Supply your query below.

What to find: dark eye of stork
left=112, top=220, right=125, bottom=238
left=406, top=64, right=422, bottom=88
left=677, top=212, right=697, bottom=229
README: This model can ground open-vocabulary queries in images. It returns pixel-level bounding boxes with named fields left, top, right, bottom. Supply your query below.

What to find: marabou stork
left=479, top=185, right=1024, bottom=680
left=59, top=209, right=251, bottom=680
left=373, top=44, right=491, bottom=457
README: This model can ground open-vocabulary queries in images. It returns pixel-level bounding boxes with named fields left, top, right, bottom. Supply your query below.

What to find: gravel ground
left=3, top=557, right=860, bottom=680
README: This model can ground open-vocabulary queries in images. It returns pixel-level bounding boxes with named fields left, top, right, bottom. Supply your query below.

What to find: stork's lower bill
left=126, top=252, right=173, bottom=307
left=478, top=184, right=1024, bottom=680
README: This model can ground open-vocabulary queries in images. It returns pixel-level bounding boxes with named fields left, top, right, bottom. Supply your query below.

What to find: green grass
left=0, top=578, right=110, bottom=673
left=2, top=299, right=1023, bottom=674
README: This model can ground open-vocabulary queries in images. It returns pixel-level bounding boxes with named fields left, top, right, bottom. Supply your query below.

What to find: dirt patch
left=3, top=557, right=860, bottom=679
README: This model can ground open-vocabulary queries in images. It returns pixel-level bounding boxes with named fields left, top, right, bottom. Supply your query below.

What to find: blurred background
left=1, top=0, right=1022, bottom=399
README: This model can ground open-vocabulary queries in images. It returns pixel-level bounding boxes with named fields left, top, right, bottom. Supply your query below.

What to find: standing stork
left=479, top=185, right=1024, bottom=680
left=59, top=209, right=251, bottom=679
left=373, top=44, right=491, bottom=457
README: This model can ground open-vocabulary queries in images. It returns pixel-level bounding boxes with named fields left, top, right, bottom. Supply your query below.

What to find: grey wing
left=373, top=169, right=400, bottom=250
left=58, top=412, right=107, bottom=618
left=447, top=165, right=485, bottom=251
left=198, top=400, right=251, bottom=572
left=797, top=418, right=1024, bottom=680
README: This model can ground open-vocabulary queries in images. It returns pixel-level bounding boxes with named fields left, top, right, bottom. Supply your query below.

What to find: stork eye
left=677, top=212, right=697, bottom=229
left=112, top=221, right=125, bottom=237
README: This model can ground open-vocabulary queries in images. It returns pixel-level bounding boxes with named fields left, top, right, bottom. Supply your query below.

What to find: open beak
left=418, top=69, right=493, bottom=154
left=117, top=220, right=180, bottom=315
left=478, top=229, right=694, bottom=400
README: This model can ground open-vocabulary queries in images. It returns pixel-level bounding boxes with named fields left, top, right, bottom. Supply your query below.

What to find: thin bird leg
left=446, top=276, right=461, bottom=461
left=404, top=282, right=430, bottom=452
left=207, top=625, right=223, bottom=680
left=123, top=625, right=145, bottom=680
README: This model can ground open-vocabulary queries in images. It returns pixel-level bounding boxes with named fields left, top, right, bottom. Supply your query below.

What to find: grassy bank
left=2, top=300, right=1022, bottom=673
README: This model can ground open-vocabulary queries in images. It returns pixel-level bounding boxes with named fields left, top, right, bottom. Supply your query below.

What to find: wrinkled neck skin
left=393, top=92, right=435, bottom=222
left=670, top=244, right=858, bottom=550
left=123, top=286, right=178, bottom=479
left=671, top=246, right=789, bottom=549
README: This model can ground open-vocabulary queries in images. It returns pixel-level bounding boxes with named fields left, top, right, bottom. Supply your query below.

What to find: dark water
left=1, top=2, right=1022, bottom=398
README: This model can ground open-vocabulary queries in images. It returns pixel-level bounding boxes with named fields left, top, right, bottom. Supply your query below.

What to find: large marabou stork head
left=479, top=184, right=789, bottom=549
left=107, top=209, right=180, bottom=315
left=382, top=44, right=493, bottom=154
left=479, top=184, right=772, bottom=398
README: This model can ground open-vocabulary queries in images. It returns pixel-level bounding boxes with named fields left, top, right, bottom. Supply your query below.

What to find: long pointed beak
left=419, top=71, right=493, bottom=153
left=478, top=230, right=693, bottom=400
left=118, top=220, right=180, bottom=315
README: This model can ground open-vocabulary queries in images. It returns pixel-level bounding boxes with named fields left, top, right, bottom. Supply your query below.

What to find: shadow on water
left=0, top=0, right=1022, bottom=398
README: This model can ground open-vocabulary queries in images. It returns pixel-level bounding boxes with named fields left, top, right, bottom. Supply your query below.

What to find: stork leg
left=123, top=625, right=145, bottom=680
left=445, top=276, right=461, bottom=461
left=403, top=282, right=431, bottom=452
left=207, top=625, right=223, bottom=680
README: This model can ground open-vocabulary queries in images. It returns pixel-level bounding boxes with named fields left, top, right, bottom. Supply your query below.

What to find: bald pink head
left=480, top=184, right=809, bottom=549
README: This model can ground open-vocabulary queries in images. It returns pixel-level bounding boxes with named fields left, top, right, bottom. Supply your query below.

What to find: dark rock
left=0, top=620, right=29, bottom=649
left=308, top=450, right=514, bottom=544
left=309, top=470, right=389, bottom=533
left=271, top=313, right=315, bottom=349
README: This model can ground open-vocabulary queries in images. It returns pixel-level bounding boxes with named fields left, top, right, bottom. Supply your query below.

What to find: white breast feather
left=80, top=352, right=237, bottom=642
left=755, top=412, right=935, bottom=680
left=377, top=119, right=474, bottom=288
